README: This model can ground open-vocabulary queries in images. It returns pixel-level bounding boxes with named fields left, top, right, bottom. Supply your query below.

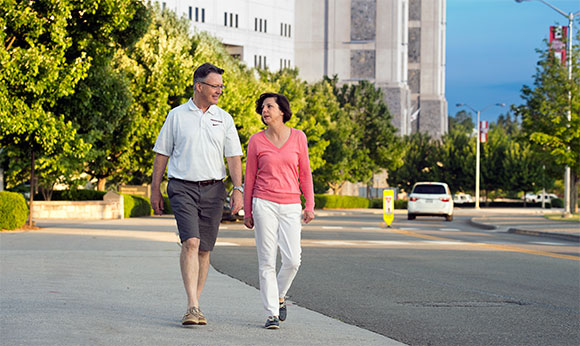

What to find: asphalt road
left=211, top=211, right=580, bottom=346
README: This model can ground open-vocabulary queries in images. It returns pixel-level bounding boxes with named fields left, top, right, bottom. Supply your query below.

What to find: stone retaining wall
left=31, top=192, right=123, bottom=220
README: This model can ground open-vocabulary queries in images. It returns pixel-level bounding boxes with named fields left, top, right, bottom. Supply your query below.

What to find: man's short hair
left=255, top=92, right=293, bottom=124
left=194, top=63, right=225, bottom=84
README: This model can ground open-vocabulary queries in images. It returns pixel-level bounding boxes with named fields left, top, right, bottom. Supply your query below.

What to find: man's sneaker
left=182, top=307, right=199, bottom=326
left=265, top=316, right=280, bottom=329
left=279, top=301, right=287, bottom=321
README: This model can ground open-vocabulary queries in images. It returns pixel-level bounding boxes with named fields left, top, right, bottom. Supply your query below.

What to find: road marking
left=422, top=241, right=463, bottom=245
left=530, top=242, right=567, bottom=246
left=439, top=228, right=460, bottom=232
left=322, top=226, right=344, bottom=229
left=215, top=241, right=240, bottom=246
left=366, top=240, right=411, bottom=245
left=389, top=228, right=579, bottom=261
left=400, top=227, right=419, bottom=231
left=313, top=240, right=356, bottom=246
left=361, top=227, right=382, bottom=230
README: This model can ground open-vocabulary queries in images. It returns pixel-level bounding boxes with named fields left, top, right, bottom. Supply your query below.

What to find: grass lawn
left=545, top=213, right=580, bottom=222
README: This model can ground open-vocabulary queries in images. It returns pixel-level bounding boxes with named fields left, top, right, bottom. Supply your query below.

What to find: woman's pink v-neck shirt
left=244, top=128, right=315, bottom=217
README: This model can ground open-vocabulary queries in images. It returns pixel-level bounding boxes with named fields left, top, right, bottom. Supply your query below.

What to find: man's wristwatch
left=233, top=186, right=244, bottom=193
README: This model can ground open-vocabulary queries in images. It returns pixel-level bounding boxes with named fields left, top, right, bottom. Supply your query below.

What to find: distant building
left=295, top=0, right=447, bottom=138
left=157, top=0, right=447, bottom=138
left=157, top=0, right=294, bottom=72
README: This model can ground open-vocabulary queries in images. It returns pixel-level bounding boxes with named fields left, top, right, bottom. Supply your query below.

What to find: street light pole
left=456, top=103, right=505, bottom=209
left=516, top=0, right=580, bottom=215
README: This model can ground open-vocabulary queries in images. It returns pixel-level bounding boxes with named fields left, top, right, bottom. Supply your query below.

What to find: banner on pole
left=550, top=26, right=567, bottom=66
left=480, top=120, right=489, bottom=143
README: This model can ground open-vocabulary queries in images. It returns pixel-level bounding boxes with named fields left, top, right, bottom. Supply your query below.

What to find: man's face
left=197, top=72, right=224, bottom=106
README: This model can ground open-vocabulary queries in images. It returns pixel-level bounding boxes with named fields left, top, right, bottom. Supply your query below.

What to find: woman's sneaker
left=265, top=316, right=280, bottom=329
left=279, top=301, right=287, bottom=321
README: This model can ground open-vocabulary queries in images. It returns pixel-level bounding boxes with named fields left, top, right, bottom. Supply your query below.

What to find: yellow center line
left=388, top=228, right=579, bottom=261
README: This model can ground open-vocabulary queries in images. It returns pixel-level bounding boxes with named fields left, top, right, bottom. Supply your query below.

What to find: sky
left=446, top=0, right=580, bottom=123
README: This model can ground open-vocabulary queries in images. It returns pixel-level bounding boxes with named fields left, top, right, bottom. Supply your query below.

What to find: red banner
left=480, top=121, right=489, bottom=143
left=549, top=26, right=567, bottom=66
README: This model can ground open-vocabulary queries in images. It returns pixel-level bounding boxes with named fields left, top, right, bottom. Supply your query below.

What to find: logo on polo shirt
left=210, top=118, right=222, bottom=126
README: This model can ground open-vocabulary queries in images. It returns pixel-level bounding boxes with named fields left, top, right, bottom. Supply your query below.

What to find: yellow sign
left=382, top=189, right=395, bottom=227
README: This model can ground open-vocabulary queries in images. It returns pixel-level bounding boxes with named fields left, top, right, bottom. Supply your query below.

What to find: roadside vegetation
left=1, top=1, right=577, bottom=213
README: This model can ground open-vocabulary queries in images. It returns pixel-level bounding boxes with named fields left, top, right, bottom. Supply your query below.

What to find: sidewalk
left=0, top=217, right=405, bottom=346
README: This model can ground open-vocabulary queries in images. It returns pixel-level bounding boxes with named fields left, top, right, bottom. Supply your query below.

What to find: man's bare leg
left=180, top=238, right=200, bottom=309
left=197, top=250, right=211, bottom=300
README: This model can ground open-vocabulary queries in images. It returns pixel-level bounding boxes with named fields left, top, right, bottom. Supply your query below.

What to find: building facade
left=295, top=0, right=447, bottom=138
left=158, top=0, right=295, bottom=71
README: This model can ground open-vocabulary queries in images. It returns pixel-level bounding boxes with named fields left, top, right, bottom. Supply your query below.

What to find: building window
left=264, top=20, right=267, bottom=33
left=162, top=2, right=166, bottom=10
left=254, top=18, right=257, bottom=31
left=224, top=12, right=227, bottom=26
left=280, top=23, right=283, bottom=35
left=254, top=55, right=257, bottom=67
left=189, top=7, right=192, bottom=20
left=288, top=24, right=291, bottom=37
left=230, top=13, right=233, bottom=27
left=259, top=19, right=262, bottom=32
left=195, top=7, right=199, bottom=22
left=235, top=14, right=238, bottom=28
left=201, top=8, right=205, bottom=23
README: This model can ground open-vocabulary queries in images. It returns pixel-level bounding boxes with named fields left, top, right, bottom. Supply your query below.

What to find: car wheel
left=445, top=214, right=453, bottom=222
left=408, top=214, right=416, bottom=220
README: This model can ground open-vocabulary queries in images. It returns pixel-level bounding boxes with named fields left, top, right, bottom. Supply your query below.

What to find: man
left=150, top=63, right=243, bottom=326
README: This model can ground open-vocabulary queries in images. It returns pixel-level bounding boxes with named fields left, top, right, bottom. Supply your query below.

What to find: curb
left=468, top=218, right=497, bottom=230
left=507, top=228, right=580, bottom=243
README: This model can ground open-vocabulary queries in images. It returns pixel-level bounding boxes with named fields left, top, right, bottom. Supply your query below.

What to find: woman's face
left=261, top=97, right=284, bottom=126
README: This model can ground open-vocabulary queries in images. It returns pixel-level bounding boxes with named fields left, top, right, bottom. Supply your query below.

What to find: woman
left=244, top=92, right=315, bottom=329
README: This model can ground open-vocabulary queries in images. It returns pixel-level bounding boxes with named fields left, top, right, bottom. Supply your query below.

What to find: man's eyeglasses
left=199, top=81, right=226, bottom=91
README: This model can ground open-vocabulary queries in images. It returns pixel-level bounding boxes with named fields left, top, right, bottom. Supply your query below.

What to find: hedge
left=36, top=190, right=107, bottom=201
left=0, top=191, right=29, bottom=230
left=122, top=194, right=153, bottom=218
left=370, top=198, right=407, bottom=209
left=314, top=194, right=369, bottom=209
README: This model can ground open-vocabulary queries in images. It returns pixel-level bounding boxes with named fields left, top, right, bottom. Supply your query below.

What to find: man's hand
left=230, top=189, right=243, bottom=215
left=244, top=216, right=254, bottom=229
left=150, top=189, right=164, bottom=215
left=303, top=210, right=315, bottom=224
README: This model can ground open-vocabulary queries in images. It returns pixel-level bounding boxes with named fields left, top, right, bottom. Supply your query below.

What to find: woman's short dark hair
left=255, top=92, right=293, bottom=124
left=193, top=63, right=224, bottom=84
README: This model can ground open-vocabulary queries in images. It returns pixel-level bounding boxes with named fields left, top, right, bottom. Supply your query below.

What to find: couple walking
left=150, top=62, right=315, bottom=329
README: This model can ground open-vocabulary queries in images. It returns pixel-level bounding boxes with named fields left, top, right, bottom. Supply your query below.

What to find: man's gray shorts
left=167, top=179, right=226, bottom=251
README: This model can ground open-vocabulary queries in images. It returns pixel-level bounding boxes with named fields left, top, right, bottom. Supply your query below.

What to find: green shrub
left=395, top=200, right=408, bottom=209
left=0, top=191, right=29, bottom=230
left=123, top=194, right=152, bottom=218
left=163, top=194, right=173, bottom=214
left=369, top=198, right=407, bottom=209
left=38, top=190, right=107, bottom=201
left=551, top=198, right=563, bottom=208
left=314, top=194, right=369, bottom=209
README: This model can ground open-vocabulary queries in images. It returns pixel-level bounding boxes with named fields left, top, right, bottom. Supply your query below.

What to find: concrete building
left=157, top=0, right=447, bottom=138
left=295, top=0, right=447, bottom=138
left=158, top=0, right=294, bottom=72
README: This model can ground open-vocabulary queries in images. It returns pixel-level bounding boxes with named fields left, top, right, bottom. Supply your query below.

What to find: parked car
left=408, top=182, right=454, bottom=221
left=524, top=193, right=558, bottom=203
left=453, top=193, right=473, bottom=204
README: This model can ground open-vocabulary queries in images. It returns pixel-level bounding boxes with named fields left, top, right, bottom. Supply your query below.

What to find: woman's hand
left=303, top=210, right=315, bottom=224
left=244, top=216, right=254, bottom=229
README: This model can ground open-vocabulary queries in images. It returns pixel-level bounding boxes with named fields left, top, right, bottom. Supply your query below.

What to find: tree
left=513, top=34, right=579, bottom=212
left=436, top=128, right=475, bottom=195
left=501, top=141, right=543, bottom=203
left=388, top=132, right=437, bottom=193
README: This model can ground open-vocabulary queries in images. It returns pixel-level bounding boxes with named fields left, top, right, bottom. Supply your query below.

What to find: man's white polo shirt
left=153, top=98, right=243, bottom=181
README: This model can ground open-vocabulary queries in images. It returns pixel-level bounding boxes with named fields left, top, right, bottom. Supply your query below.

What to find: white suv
left=408, top=182, right=454, bottom=221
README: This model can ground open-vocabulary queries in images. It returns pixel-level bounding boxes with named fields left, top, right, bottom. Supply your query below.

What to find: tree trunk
left=328, top=181, right=345, bottom=195
left=572, top=172, right=578, bottom=213
left=96, top=178, right=107, bottom=191
left=28, top=151, right=35, bottom=227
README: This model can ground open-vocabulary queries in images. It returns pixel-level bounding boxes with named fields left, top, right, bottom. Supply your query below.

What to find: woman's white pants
left=252, top=197, right=302, bottom=317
